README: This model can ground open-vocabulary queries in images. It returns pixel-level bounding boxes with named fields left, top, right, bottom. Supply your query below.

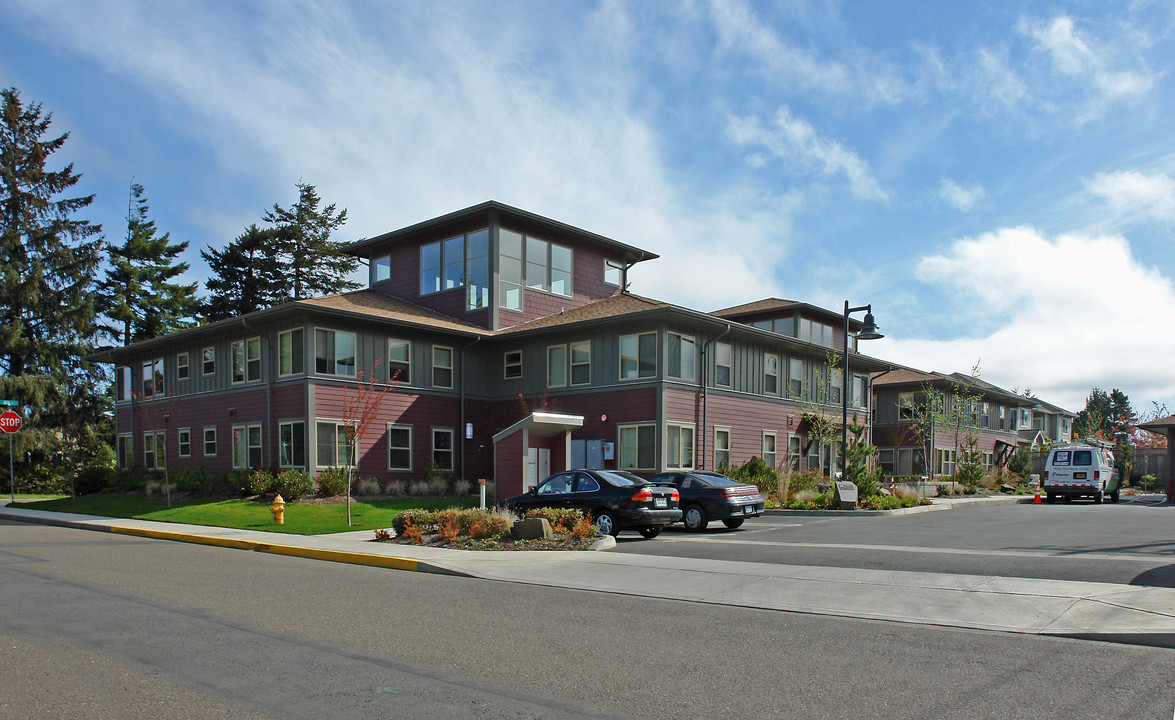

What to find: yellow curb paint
left=109, top=526, right=419, bottom=571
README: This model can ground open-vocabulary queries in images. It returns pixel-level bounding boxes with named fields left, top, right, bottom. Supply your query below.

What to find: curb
left=763, top=495, right=1034, bottom=517
left=2, top=510, right=471, bottom=577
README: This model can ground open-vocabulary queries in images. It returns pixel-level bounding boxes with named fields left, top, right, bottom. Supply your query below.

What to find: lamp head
left=856, top=311, right=883, bottom=341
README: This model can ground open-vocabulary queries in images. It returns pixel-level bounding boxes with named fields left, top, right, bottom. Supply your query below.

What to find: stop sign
left=0, top=411, right=21, bottom=433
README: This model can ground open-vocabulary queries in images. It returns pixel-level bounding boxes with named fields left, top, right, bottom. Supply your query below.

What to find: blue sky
left=3, top=0, right=1175, bottom=414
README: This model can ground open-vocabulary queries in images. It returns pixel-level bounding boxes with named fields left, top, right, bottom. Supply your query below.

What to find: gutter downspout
left=240, top=317, right=273, bottom=469
left=702, top=322, right=731, bottom=470
left=460, top=336, right=482, bottom=482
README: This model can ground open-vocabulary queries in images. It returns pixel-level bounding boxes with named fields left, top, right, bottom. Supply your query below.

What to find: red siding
left=495, top=431, right=526, bottom=498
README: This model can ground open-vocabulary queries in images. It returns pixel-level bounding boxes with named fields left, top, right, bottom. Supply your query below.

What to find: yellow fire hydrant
left=270, top=494, right=286, bottom=525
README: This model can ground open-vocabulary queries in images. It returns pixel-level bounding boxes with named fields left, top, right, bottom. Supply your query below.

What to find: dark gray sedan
left=648, top=470, right=764, bottom=531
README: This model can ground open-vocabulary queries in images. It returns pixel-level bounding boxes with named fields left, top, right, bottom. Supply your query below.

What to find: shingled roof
left=298, top=291, right=491, bottom=335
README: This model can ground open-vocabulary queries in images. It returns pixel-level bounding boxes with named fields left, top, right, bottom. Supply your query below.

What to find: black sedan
left=501, top=469, right=681, bottom=538
left=647, top=470, right=764, bottom=531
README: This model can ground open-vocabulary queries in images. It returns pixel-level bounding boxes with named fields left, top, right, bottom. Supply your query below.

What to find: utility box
left=834, top=481, right=858, bottom=510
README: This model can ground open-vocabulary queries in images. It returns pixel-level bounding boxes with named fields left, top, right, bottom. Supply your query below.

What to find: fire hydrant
left=270, top=494, right=286, bottom=525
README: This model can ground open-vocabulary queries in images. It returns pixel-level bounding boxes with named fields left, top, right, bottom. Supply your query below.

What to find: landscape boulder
left=511, top=517, right=553, bottom=540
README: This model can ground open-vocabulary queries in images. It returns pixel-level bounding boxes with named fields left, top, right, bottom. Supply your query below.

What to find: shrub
left=522, top=507, right=587, bottom=532
left=273, top=469, right=314, bottom=500
left=391, top=508, right=439, bottom=535
left=569, top=515, right=599, bottom=539
left=383, top=479, right=408, bottom=497
left=452, top=479, right=472, bottom=497
left=726, top=456, right=780, bottom=498
left=787, top=470, right=824, bottom=496
left=107, top=466, right=149, bottom=493
left=400, top=522, right=423, bottom=544
left=354, top=477, right=381, bottom=498
left=784, top=490, right=833, bottom=510
left=1140, top=474, right=1158, bottom=491
left=75, top=465, right=112, bottom=495
left=244, top=469, right=274, bottom=496
left=316, top=466, right=349, bottom=497
left=408, top=480, right=430, bottom=497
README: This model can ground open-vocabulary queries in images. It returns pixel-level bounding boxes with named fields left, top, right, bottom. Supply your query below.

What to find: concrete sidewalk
left=3, top=503, right=1173, bottom=648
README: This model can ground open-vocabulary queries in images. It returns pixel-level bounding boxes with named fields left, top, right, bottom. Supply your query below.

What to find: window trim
left=177, top=427, right=192, bottom=458
left=503, top=350, right=523, bottom=380
left=387, top=423, right=413, bottom=472
left=117, top=433, right=133, bottom=469
left=570, top=340, right=591, bottom=386
left=278, top=420, right=306, bottom=468
left=143, top=431, right=161, bottom=470
left=231, top=337, right=262, bottom=384
left=666, top=422, right=696, bottom=470
left=764, top=353, right=779, bottom=396
left=142, top=358, right=164, bottom=398
left=432, top=345, right=454, bottom=389
left=371, top=254, right=392, bottom=284
left=315, top=420, right=355, bottom=469
left=547, top=344, right=567, bottom=388
left=714, top=426, right=732, bottom=470
left=762, top=430, right=777, bottom=471
left=387, top=338, right=412, bottom=385
left=232, top=423, right=263, bottom=470
left=603, top=259, right=623, bottom=287
left=667, top=332, right=696, bottom=382
left=314, top=328, right=357, bottom=378
left=177, top=352, right=189, bottom=381
left=203, top=426, right=217, bottom=457
left=202, top=346, right=215, bottom=376
left=714, top=342, right=732, bottom=388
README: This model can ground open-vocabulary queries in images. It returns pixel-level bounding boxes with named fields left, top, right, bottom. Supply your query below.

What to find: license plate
left=1073, top=472, right=1086, bottom=479
left=654, top=498, right=667, bottom=508
left=744, top=506, right=753, bottom=514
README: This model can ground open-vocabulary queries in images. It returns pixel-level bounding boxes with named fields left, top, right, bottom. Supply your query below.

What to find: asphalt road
left=617, top=498, right=1175, bottom=587
left=3, top=519, right=1175, bottom=719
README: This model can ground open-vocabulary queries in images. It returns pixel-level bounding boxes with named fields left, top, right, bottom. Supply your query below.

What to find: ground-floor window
left=666, top=423, right=695, bottom=469
left=117, top=434, right=133, bottom=469
left=388, top=424, right=412, bottom=471
left=763, top=431, right=777, bottom=470
left=203, top=427, right=217, bottom=457
left=878, top=448, right=894, bottom=475
left=233, top=424, right=263, bottom=469
left=316, top=421, right=353, bottom=468
left=279, top=421, right=306, bottom=468
left=935, top=448, right=956, bottom=477
left=895, top=447, right=926, bottom=476
left=788, top=435, right=802, bottom=473
left=178, top=428, right=192, bottom=458
left=432, top=428, right=454, bottom=471
left=619, top=423, right=656, bottom=471
left=713, top=427, right=730, bottom=470
left=143, top=431, right=165, bottom=470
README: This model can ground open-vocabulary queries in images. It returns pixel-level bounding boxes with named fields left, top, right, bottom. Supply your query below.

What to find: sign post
left=1, top=403, right=21, bottom=503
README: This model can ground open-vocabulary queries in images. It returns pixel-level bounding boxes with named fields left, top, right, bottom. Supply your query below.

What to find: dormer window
left=372, top=255, right=391, bottom=283
left=419, top=229, right=489, bottom=310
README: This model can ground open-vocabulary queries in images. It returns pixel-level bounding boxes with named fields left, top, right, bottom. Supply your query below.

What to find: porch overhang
left=492, top=412, right=584, bottom=443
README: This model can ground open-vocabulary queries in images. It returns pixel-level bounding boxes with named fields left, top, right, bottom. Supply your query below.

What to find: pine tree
left=101, top=182, right=199, bottom=345
left=200, top=224, right=284, bottom=321
left=264, top=181, right=358, bottom=300
left=0, top=87, right=107, bottom=491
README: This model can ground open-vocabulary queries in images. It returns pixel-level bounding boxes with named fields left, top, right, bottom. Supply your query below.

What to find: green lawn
left=18, top=495, right=478, bottom=535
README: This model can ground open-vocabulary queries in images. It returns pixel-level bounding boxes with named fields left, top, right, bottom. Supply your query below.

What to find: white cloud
left=727, top=107, right=888, bottom=202
left=1025, top=16, right=1154, bottom=101
left=874, top=226, right=1175, bottom=411
left=938, top=178, right=985, bottom=212
left=1086, top=171, right=1175, bottom=223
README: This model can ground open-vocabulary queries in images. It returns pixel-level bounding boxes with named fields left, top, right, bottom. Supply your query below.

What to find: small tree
left=954, top=433, right=985, bottom=491
left=841, top=415, right=881, bottom=498
left=340, top=361, right=399, bottom=525
left=797, top=350, right=843, bottom=476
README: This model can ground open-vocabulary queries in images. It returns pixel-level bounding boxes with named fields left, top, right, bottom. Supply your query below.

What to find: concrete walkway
left=3, top=501, right=1173, bottom=648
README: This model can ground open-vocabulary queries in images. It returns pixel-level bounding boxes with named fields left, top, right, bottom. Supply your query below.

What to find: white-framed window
left=314, top=329, right=356, bottom=377
left=788, top=357, right=804, bottom=398
left=764, top=354, right=779, bottom=396
left=715, top=342, right=731, bottom=387
left=142, top=358, right=164, bottom=397
left=432, top=427, right=454, bottom=471
left=232, top=337, right=261, bottom=383
left=143, top=431, right=162, bottom=470
left=432, top=345, right=453, bottom=388
left=504, top=350, right=523, bottom=380
left=852, top=374, right=868, bottom=409
left=547, top=345, right=567, bottom=388
left=763, top=431, right=777, bottom=470
left=177, top=352, right=189, bottom=381
left=315, top=421, right=354, bottom=468
left=388, top=424, right=412, bottom=471
left=603, top=259, right=623, bottom=287
left=117, top=434, right=133, bottom=469
left=936, top=448, right=956, bottom=476
left=620, top=332, right=656, bottom=380
left=829, top=367, right=843, bottom=405
left=618, top=423, right=656, bottom=471
left=279, top=328, right=305, bottom=376
left=899, top=391, right=916, bottom=419
left=203, top=427, right=217, bottom=457
left=787, top=435, right=802, bottom=472
left=525, top=235, right=572, bottom=296
left=498, top=229, right=524, bottom=312
left=878, top=448, right=894, bottom=475
left=570, top=341, right=590, bottom=385
left=116, top=366, right=133, bottom=401
left=388, top=338, right=411, bottom=384
left=279, top=421, right=305, bottom=468
left=178, top=428, right=191, bottom=458
left=202, top=346, right=215, bottom=376
left=666, top=423, right=695, bottom=469
left=372, top=254, right=391, bottom=283
left=232, top=424, right=262, bottom=469
left=667, top=333, right=696, bottom=381
left=714, top=427, right=731, bottom=469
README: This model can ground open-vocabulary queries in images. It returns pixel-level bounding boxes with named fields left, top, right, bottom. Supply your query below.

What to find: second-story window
left=547, top=345, right=567, bottom=388
left=232, top=337, right=261, bottom=383
left=504, top=350, right=522, bottom=379
left=372, top=254, right=391, bottom=283
left=667, top=333, right=696, bottom=381
left=764, top=354, right=779, bottom=395
left=279, top=328, right=305, bottom=376
left=715, top=342, right=731, bottom=387
left=603, top=259, right=623, bottom=287
left=388, top=339, right=411, bottom=384
left=788, top=357, right=805, bottom=398
left=570, top=341, right=590, bottom=385
left=432, top=345, right=453, bottom=388
left=177, top=352, right=189, bottom=381
left=620, top=332, right=656, bottom=380
left=315, top=329, right=355, bottom=377
left=203, top=346, right=215, bottom=376
left=142, top=358, right=164, bottom=397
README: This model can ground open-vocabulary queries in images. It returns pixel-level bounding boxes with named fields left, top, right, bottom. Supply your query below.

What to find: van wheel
left=1046, top=493, right=1055, bottom=504
left=1110, top=489, right=1120, bottom=503
left=1094, top=490, right=1103, bottom=504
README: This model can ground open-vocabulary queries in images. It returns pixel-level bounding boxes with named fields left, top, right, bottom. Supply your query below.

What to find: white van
left=1042, top=445, right=1120, bottom=503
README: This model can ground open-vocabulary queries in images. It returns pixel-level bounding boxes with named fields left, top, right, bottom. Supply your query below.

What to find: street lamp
left=842, top=302, right=883, bottom=475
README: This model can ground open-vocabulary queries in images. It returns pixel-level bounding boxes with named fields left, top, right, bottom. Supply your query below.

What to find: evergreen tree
left=0, top=87, right=107, bottom=491
left=1074, top=388, right=1135, bottom=440
left=200, top=224, right=283, bottom=320
left=101, top=182, right=199, bottom=345
left=264, top=180, right=358, bottom=300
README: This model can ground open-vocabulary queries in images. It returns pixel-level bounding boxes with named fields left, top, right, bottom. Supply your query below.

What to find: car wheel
left=594, top=510, right=619, bottom=537
left=638, top=526, right=662, bottom=539
left=683, top=505, right=708, bottom=532
left=1110, top=489, right=1120, bottom=503
left=1046, top=493, right=1055, bottom=504
left=1094, top=490, right=1103, bottom=504
left=722, top=518, right=745, bottom=529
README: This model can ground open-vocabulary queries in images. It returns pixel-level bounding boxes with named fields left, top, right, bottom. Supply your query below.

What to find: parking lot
left=614, top=495, right=1175, bottom=588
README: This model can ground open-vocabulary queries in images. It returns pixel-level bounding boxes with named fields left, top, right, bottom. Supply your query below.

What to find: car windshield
left=595, top=470, right=646, bottom=486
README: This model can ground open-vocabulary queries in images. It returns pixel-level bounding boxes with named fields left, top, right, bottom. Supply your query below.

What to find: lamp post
left=842, top=302, right=883, bottom=475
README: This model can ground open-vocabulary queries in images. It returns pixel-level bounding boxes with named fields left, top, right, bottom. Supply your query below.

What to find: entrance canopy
left=493, top=412, right=585, bottom=500
left=492, top=412, right=584, bottom=442
left=1138, top=415, right=1175, bottom=502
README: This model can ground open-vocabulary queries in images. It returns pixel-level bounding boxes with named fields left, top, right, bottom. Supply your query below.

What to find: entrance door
left=538, top=448, right=551, bottom=482
left=526, top=448, right=538, bottom=491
